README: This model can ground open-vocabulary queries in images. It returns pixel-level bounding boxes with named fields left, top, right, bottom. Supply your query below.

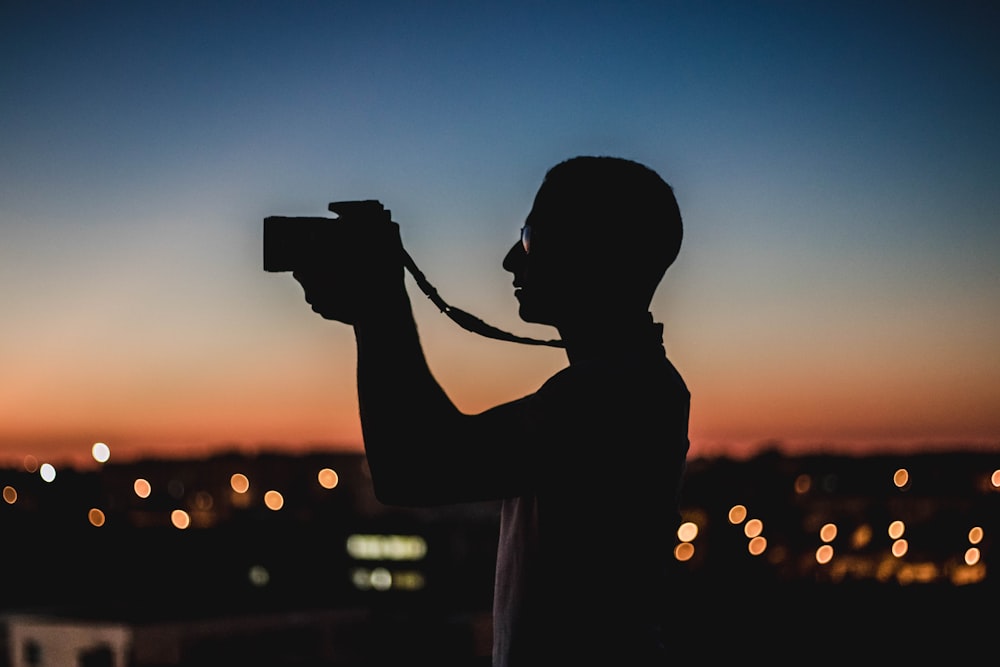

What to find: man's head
left=503, top=156, right=682, bottom=326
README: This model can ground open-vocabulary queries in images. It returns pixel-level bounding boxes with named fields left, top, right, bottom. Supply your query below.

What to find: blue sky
left=2, top=1, right=998, bottom=463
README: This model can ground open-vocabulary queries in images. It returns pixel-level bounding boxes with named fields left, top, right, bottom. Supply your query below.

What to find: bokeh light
left=851, top=524, right=873, bottom=549
left=346, top=534, right=428, bottom=561
left=816, top=544, right=834, bottom=564
left=91, top=442, right=110, bottom=463
left=820, top=523, right=837, bottom=543
left=370, top=567, right=392, bottom=591
left=171, top=509, right=191, bottom=529
left=23, top=456, right=38, bottom=473
left=2, top=486, right=16, bottom=504
left=893, top=468, right=909, bottom=488
left=965, top=548, right=981, bottom=566
left=748, top=536, right=767, bottom=556
left=992, top=470, right=1000, bottom=488
left=230, top=473, right=250, bottom=493
left=744, top=519, right=763, bottom=539
left=968, top=527, right=983, bottom=544
left=728, top=504, right=747, bottom=524
left=677, top=521, right=698, bottom=543
left=248, top=565, right=270, bottom=587
left=318, top=468, right=339, bottom=489
left=39, top=463, right=56, bottom=482
left=891, top=539, right=908, bottom=557
left=133, top=478, right=151, bottom=498
left=888, top=520, right=906, bottom=540
left=674, top=542, right=695, bottom=562
left=264, top=490, right=284, bottom=510
left=88, top=508, right=106, bottom=527
left=794, top=474, right=811, bottom=494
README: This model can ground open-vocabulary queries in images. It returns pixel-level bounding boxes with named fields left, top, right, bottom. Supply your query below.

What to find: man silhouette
left=294, top=156, right=689, bottom=666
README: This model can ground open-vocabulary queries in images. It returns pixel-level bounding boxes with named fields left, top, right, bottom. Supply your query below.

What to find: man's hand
left=292, top=219, right=406, bottom=324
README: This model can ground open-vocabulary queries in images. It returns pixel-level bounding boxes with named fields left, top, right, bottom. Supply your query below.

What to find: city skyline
left=2, top=2, right=998, bottom=465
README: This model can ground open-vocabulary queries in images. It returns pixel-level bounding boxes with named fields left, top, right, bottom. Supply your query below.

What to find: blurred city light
left=674, top=542, right=695, bottom=562
left=888, top=520, right=906, bottom=540
left=2, top=486, right=15, bottom=504
left=965, top=548, right=981, bottom=566
left=728, top=505, right=747, bottom=524
left=851, top=524, right=873, bottom=549
left=171, top=510, right=191, bottom=529
left=194, top=491, right=214, bottom=511
left=264, top=490, right=284, bottom=510
left=748, top=536, right=767, bottom=556
left=794, top=474, right=811, bottom=494
left=370, top=567, right=392, bottom=591
left=39, top=463, right=56, bottom=482
left=346, top=534, right=428, bottom=561
left=991, top=469, right=1000, bottom=488
left=744, top=519, right=763, bottom=539
left=91, top=442, right=110, bottom=463
left=820, top=523, right=838, bottom=543
left=968, top=527, right=983, bottom=545
left=22, top=455, right=38, bottom=473
left=892, top=539, right=908, bottom=557
left=816, top=544, right=834, bottom=564
left=677, top=521, right=698, bottom=542
left=133, top=478, right=151, bottom=498
left=230, top=473, right=249, bottom=493
left=88, top=508, right=106, bottom=527
left=248, top=565, right=270, bottom=587
left=893, top=468, right=909, bottom=489
left=318, top=468, right=339, bottom=489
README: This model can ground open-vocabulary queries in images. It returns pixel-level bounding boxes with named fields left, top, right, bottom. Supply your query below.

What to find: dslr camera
left=263, top=200, right=392, bottom=272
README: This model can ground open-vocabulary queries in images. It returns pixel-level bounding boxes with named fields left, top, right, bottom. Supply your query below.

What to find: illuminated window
left=230, top=473, right=250, bottom=493
left=264, top=490, right=284, bottom=510
left=677, top=521, right=698, bottom=543
left=728, top=505, right=747, bottom=524
left=88, top=508, right=106, bottom=527
left=318, top=468, right=339, bottom=489
left=133, top=479, right=151, bottom=499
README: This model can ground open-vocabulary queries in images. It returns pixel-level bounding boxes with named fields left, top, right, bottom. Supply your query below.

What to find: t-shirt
left=490, top=336, right=690, bottom=666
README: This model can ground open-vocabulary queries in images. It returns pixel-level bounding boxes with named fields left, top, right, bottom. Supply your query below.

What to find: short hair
left=540, top=156, right=683, bottom=303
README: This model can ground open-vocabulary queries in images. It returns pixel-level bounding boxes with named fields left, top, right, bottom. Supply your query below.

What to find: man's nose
left=502, top=241, right=525, bottom=273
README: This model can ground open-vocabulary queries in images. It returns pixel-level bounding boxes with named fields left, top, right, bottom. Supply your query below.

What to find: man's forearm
left=353, top=283, right=464, bottom=502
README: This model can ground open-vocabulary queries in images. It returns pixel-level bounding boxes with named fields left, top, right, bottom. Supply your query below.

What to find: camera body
left=263, top=200, right=392, bottom=272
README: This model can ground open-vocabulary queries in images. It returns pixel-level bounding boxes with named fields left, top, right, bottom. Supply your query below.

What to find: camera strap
left=401, top=250, right=565, bottom=348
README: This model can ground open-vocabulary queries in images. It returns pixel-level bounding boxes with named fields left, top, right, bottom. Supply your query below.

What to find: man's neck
left=557, top=311, right=664, bottom=364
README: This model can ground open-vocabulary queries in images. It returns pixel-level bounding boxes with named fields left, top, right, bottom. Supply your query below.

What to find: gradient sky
left=2, top=1, right=998, bottom=466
